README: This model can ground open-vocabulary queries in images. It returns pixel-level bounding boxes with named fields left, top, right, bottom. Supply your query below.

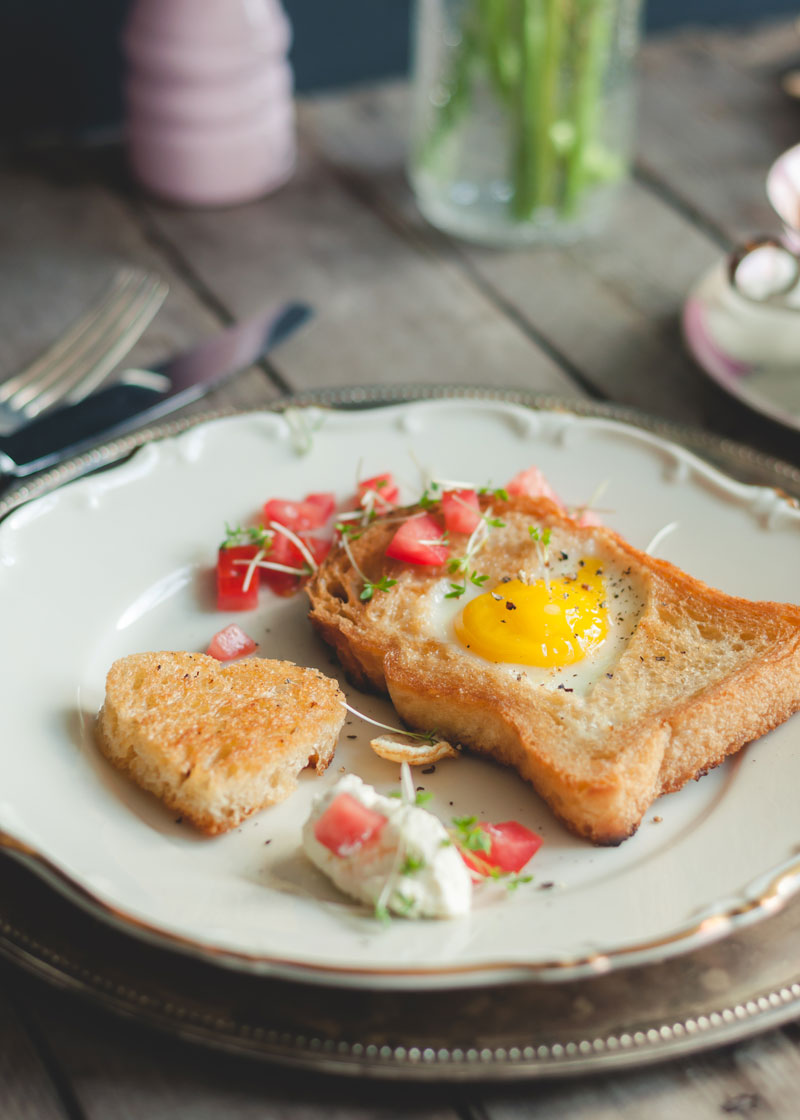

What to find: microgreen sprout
left=497, top=872, right=534, bottom=892
left=373, top=761, right=418, bottom=922
left=441, top=496, right=510, bottom=599
left=389, top=789, right=433, bottom=808
left=529, top=525, right=552, bottom=592
left=339, top=532, right=397, bottom=601
left=528, top=525, right=552, bottom=547
left=222, top=523, right=272, bottom=549
left=645, top=521, right=679, bottom=557
left=429, top=475, right=474, bottom=491
left=448, top=817, right=534, bottom=893
left=355, top=474, right=396, bottom=518
left=401, top=853, right=426, bottom=875
left=451, top=815, right=492, bottom=854
left=230, top=520, right=322, bottom=586
left=267, top=520, right=319, bottom=573
left=335, top=508, right=378, bottom=536
left=418, top=533, right=449, bottom=549
left=340, top=701, right=438, bottom=745
left=238, top=549, right=267, bottom=592
left=360, top=488, right=393, bottom=520
left=477, top=485, right=510, bottom=502
left=360, top=576, right=398, bottom=602
left=283, top=407, right=324, bottom=456
left=335, top=520, right=363, bottom=541
left=444, top=582, right=467, bottom=599
left=231, top=553, right=309, bottom=586
left=418, top=489, right=437, bottom=510
left=473, top=862, right=534, bottom=892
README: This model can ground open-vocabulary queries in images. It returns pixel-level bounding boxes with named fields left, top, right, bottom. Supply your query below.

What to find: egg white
left=421, top=537, right=645, bottom=698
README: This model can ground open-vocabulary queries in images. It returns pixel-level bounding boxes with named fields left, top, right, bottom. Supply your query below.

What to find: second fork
left=0, top=267, right=168, bottom=434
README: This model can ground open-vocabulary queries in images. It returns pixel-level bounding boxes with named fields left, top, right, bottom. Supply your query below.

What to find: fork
left=0, top=267, right=168, bottom=434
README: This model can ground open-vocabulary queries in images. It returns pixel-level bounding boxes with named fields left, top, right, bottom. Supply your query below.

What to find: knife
left=0, top=301, right=311, bottom=479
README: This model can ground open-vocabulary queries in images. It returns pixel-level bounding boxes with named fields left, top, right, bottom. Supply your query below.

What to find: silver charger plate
left=2, top=384, right=800, bottom=1077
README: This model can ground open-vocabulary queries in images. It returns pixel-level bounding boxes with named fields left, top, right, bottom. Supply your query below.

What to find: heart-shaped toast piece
left=96, top=651, right=345, bottom=835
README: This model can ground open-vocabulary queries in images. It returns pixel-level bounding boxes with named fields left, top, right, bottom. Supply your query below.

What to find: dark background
left=1, top=0, right=798, bottom=140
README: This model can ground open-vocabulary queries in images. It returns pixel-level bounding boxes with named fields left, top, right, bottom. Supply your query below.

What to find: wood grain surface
left=2, top=16, right=800, bottom=1119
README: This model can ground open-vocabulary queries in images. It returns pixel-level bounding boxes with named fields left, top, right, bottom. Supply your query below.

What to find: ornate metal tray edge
left=2, top=853, right=800, bottom=1080
left=3, top=383, right=799, bottom=521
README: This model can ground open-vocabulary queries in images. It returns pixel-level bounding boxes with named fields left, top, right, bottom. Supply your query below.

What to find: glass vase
left=409, top=0, right=643, bottom=247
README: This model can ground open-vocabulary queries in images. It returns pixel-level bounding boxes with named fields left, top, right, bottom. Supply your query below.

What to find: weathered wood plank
left=133, top=143, right=577, bottom=398
left=637, top=20, right=800, bottom=242
left=479, top=1030, right=800, bottom=1119
left=0, top=965, right=68, bottom=1120
left=301, top=84, right=720, bottom=425
left=728, top=1028, right=800, bottom=1116
left=12, top=972, right=460, bottom=1120
left=0, top=151, right=280, bottom=414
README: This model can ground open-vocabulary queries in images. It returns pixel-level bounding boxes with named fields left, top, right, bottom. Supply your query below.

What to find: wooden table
left=4, top=16, right=800, bottom=1118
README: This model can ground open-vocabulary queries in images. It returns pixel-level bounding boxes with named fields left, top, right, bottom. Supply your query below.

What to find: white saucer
left=683, top=258, right=800, bottom=431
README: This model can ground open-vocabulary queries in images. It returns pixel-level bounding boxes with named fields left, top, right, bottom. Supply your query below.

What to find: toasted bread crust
left=307, top=495, right=800, bottom=844
left=96, top=652, right=345, bottom=835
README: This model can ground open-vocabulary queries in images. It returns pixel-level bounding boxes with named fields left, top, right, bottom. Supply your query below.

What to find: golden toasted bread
left=307, top=494, right=800, bottom=845
left=96, top=651, right=344, bottom=835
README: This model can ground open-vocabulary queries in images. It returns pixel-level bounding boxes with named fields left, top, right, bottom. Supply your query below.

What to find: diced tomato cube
left=260, top=531, right=305, bottom=597
left=358, top=472, right=400, bottom=508
left=261, top=528, right=332, bottom=597
left=484, top=820, right=543, bottom=871
left=307, top=535, right=332, bottom=565
left=442, top=489, right=481, bottom=535
left=263, top=497, right=330, bottom=533
left=304, top=492, right=336, bottom=521
left=506, top=466, right=563, bottom=508
left=206, top=623, right=258, bottom=661
left=461, top=820, right=542, bottom=875
left=385, top=513, right=449, bottom=566
left=314, top=792, right=387, bottom=857
left=216, top=545, right=260, bottom=610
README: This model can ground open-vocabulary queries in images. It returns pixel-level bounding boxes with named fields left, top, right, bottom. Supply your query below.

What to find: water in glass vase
left=409, top=0, right=642, bottom=247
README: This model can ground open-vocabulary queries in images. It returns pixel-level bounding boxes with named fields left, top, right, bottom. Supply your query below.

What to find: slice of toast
left=306, top=494, right=800, bottom=845
left=96, top=652, right=344, bottom=835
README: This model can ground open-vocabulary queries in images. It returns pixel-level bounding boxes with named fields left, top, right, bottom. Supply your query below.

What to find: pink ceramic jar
left=122, top=0, right=296, bottom=207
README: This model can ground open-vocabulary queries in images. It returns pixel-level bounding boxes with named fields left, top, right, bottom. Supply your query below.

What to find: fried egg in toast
left=307, top=493, right=800, bottom=844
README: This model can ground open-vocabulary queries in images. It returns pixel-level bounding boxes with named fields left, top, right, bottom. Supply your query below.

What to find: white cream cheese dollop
left=302, top=772, right=472, bottom=919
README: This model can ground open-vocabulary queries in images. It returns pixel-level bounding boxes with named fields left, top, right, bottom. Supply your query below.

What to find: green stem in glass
left=510, top=0, right=540, bottom=219
left=537, top=0, right=565, bottom=208
left=562, top=0, right=615, bottom=213
left=478, top=0, right=518, bottom=101
left=415, top=0, right=627, bottom=229
left=510, top=0, right=570, bottom=219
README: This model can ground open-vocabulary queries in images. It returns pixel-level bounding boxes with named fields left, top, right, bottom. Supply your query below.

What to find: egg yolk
left=454, top=567, right=608, bottom=667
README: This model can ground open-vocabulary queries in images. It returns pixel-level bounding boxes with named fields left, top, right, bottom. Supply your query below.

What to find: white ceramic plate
left=3, top=399, right=800, bottom=989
